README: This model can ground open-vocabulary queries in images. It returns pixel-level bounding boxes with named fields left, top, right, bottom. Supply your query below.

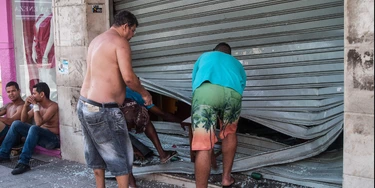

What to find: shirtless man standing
left=0, top=82, right=60, bottom=175
left=0, top=81, right=25, bottom=145
left=77, top=10, right=152, bottom=188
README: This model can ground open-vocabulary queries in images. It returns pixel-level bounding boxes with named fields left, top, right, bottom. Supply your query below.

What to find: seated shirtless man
left=0, top=82, right=25, bottom=145
left=0, top=82, right=60, bottom=175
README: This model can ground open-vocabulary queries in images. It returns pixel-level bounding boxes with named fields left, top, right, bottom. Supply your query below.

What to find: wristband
left=33, top=104, right=40, bottom=112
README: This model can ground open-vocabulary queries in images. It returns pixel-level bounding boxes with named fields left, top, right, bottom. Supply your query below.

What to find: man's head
left=32, top=82, right=50, bottom=102
left=6, top=81, right=21, bottom=102
left=213, top=42, right=232, bottom=55
left=113, top=10, right=138, bottom=41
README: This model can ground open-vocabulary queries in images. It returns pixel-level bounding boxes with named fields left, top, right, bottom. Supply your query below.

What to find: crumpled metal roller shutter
left=113, top=0, right=344, bottom=185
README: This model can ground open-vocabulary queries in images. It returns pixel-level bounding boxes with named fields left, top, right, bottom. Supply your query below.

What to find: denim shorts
left=77, top=98, right=133, bottom=176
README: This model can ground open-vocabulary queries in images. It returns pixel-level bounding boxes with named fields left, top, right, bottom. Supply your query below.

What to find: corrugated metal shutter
left=113, top=0, right=344, bottom=140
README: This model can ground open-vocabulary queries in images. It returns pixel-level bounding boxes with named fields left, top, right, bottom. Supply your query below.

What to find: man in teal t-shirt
left=191, top=43, right=246, bottom=188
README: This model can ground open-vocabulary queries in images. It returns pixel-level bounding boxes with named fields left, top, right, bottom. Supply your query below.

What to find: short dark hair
left=33, top=82, right=50, bottom=99
left=213, top=42, right=232, bottom=55
left=113, top=10, right=139, bottom=27
left=6, top=81, right=20, bottom=90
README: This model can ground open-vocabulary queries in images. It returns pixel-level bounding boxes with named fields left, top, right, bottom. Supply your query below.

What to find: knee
left=28, top=125, right=40, bottom=135
left=93, top=169, right=104, bottom=177
left=10, top=120, right=23, bottom=130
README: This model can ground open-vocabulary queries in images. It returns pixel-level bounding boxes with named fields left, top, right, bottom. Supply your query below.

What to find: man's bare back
left=81, top=27, right=152, bottom=106
left=81, top=30, right=126, bottom=104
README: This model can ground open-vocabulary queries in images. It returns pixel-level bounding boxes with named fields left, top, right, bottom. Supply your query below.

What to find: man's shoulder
left=102, top=30, right=127, bottom=45
left=91, top=31, right=125, bottom=48
left=2, top=103, right=10, bottom=108
left=51, top=101, right=59, bottom=107
left=46, top=101, right=59, bottom=110
left=200, top=51, right=215, bottom=58
left=0, top=103, right=9, bottom=111
left=5, top=102, right=24, bottom=109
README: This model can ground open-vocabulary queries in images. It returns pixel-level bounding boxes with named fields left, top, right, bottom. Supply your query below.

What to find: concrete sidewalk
left=0, top=154, right=308, bottom=188
left=0, top=154, right=178, bottom=188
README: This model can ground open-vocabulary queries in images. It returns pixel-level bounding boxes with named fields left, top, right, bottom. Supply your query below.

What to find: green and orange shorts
left=191, top=82, right=242, bottom=151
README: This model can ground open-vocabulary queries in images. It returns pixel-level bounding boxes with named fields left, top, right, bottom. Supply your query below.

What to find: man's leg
left=0, top=120, right=30, bottom=159
left=93, top=169, right=131, bottom=188
left=130, top=134, right=152, bottom=159
left=0, top=122, right=9, bottom=146
left=93, top=169, right=106, bottom=188
left=129, top=173, right=137, bottom=188
left=221, top=133, right=237, bottom=186
left=190, top=83, right=222, bottom=187
left=0, top=121, right=6, bottom=132
left=18, top=125, right=59, bottom=165
left=195, top=150, right=212, bottom=188
left=115, top=174, right=129, bottom=188
left=220, top=86, right=242, bottom=186
left=144, top=122, right=176, bottom=162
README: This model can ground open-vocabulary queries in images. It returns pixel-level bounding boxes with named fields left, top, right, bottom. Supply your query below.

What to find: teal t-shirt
left=126, top=87, right=155, bottom=109
left=192, top=51, right=247, bottom=95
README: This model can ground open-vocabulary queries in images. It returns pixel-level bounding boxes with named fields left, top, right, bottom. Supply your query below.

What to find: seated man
left=122, top=87, right=181, bottom=163
left=0, top=82, right=60, bottom=175
left=0, top=82, right=25, bottom=145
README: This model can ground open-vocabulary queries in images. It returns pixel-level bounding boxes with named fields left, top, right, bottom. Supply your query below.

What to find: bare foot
left=160, top=150, right=178, bottom=164
left=222, top=176, right=235, bottom=187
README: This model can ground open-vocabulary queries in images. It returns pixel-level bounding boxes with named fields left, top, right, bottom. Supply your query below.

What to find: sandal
left=160, top=151, right=178, bottom=164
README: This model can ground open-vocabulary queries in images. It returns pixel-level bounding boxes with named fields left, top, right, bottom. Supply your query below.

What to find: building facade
left=1, top=0, right=373, bottom=187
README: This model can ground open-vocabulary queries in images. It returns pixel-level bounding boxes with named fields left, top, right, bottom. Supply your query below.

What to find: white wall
left=344, top=0, right=374, bottom=187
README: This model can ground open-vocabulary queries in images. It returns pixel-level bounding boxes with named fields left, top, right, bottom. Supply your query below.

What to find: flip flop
left=160, top=151, right=178, bottom=164
left=222, top=177, right=235, bottom=188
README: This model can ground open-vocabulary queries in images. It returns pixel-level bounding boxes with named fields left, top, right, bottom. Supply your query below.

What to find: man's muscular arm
left=33, top=103, right=58, bottom=126
left=0, top=105, right=23, bottom=125
left=21, top=98, right=33, bottom=123
left=116, top=38, right=152, bottom=106
left=0, top=104, right=8, bottom=117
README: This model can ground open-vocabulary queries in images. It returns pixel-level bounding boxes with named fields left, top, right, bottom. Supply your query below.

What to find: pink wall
left=0, top=0, right=17, bottom=104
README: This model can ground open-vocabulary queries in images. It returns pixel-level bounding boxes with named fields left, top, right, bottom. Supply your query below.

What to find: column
left=0, top=0, right=17, bottom=104
left=344, top=0, right=374, bottom=187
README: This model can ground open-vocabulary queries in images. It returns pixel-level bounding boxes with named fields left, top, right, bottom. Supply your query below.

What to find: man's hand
left=26, top=96, right=37, bottom=105
left=142, top=92, right=153, bottom=106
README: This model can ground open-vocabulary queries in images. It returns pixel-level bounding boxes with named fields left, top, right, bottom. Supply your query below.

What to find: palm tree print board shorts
left=191, top=82, right=242, bottom=151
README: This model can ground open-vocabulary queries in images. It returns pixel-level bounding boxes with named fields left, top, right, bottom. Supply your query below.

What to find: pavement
left=0, top=154, right=308, bottom=188
left=0, top=154, right=178, bottom=188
